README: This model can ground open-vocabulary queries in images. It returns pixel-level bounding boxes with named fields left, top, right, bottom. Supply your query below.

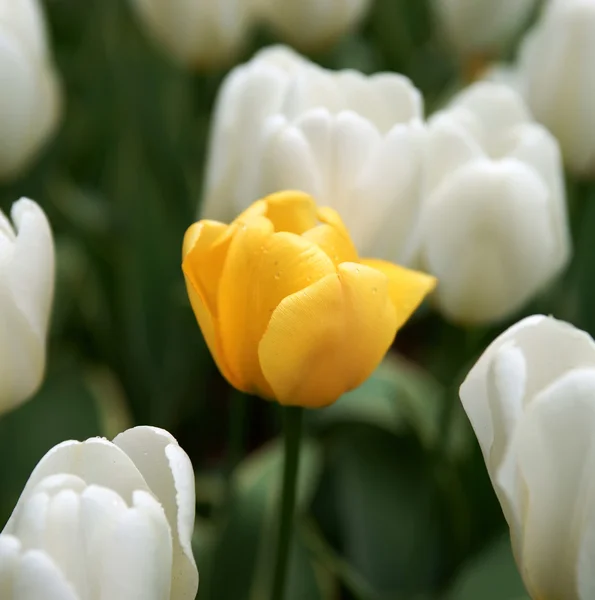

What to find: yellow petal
left=218, top=216, right=336, bottom=397
left=182, top=220, right=230, bottom=314
left=233, top=200, right=267, bottom=224
left=182, top=266, right=241, bottom=393
left=182, top=222, right=204, bottom=259
left=262, top=190, right=318, bottom=234
left=316, top=206, right=353, bottom=240
left=302, top=223, right=358, bottom=267
left=258, top=262, right=398, bottom=408
left=360, top=259, right=437, bottom=330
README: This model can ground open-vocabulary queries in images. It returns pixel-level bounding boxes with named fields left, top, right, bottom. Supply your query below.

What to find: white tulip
left=202, top=45, right=425, bottom=262
left=257, top=0, right=372, bottom=51
left=515, top=0, right=595, bottom=176
left=0, top=198, right=54, bottom=415
left=432, top=0, right=538, bottom=55
left=460, top=315, right=595, bottom=600
left=0, top=0, right=61, bottom=179
left=0, top=426, right=199, bottom=600
left=127, top=0, right=255, bottom=68
left=411, top=82, right=570, bottom=324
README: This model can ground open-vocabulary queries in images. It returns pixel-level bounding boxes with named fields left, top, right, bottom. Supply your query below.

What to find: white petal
left=202, top=59, right=294, bottom=221
left=4, top=439, right=152, bottom=534
left=451, top=82, right=531, bottom=135
left=9, top=475, right=92, bottom=598
left=259, top=0, right=371, bottom=51
left=367, top=73, right=423, bottom=127
left=0, top=198, right=54, bottom=414
left=79, top=484, right=129, bottom=593
left=14, top=491, right=49, bottom=550
left=44, top=490, right=90, bottom=598
left=97, top=490, right=172, bottom=600
left=334, top=70, right=420, bottom=133
left=9, top=198, right=54, bottom=339
left=352, top=121, right=425, bottom=261
left=515, top=368, right=595, bottom=599
left=460, top=316, right=595, bottom=461
left=0, top=26, right=39, bottom=178
left=326, top=111, right=381, bottom=240
left=422, top=115, right=483, bottom=198
left=0, top=534, right=21, bottom=598
left=0, top=0, right=50, bottom=61
left=506, top=123, right=571, bottom=269
left=433, top=0, right=538, bottom=53
left=14, top=549, right=78, bottom=600
left=128, top=0, right=252, bottom=67
left=518, top=0, right=595, bottom=175
left=282, top=67, right=344, bottom=119
left=113, top=426, right=198, bottom=600
left=420, top=159, right=558, bottom=323
left=485, top=343, right=527, bottom=553
left=257, top=115, right=321, bottom=199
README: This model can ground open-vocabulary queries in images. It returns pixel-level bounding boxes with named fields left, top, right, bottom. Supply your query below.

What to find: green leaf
left=447, top=535, right=528, bottom=600
left=203, top=438, right=328, bottom=600
left=327, top=425, right=445, bottom=597
left=312, top=354, right=470, bottom=460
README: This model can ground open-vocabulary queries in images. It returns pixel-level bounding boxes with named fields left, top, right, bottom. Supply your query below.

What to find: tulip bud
left=0, top=0, right=61, bottom=179
left=410, top=82, right=570, bottom=324
left=0, top=426, right=199, bottom=599
left=202, top=45, right=425, bottom=263
left=257, top=0, right=372, bottom=51
left=460, top=315, right=595, bottom=600
left=515, top=0, right=595, bottom=176
left=432, top=0, right=538, bottom=56
left=0, top=198, right=54, bottom=415
left=127, top=0, right=254, bottom=69
left=183, top=191, right=436, bottom=408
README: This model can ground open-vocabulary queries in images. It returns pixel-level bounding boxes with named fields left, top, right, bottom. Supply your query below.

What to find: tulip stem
left=271, top=406, right=304, bottom=600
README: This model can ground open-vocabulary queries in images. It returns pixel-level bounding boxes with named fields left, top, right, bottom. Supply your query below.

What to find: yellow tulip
left=182, top=191, right=436, bottom=408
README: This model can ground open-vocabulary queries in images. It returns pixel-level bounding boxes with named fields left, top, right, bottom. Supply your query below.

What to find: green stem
left=270, top=406, right=304, bottom=600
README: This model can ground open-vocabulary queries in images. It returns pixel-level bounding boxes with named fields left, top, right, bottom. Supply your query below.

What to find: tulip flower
left=127, top=0, right=254, bottom=68
left=202, top=45, right=426, bottom=263
left=432, top=0, right=538, bottom=56
left=0, top=0, right=61, bottom=179
left=0, top=426, right=198, bottom=600
left=257, top=0, right=372, bottom=51
left=514, top=0, right=595, bottom=176
left=460, top=315, right=595, bottom=600
left=409, top=82, right=570, bottom=324
left=183, top=191, right=436, bottom=408
left=0, top=198, right=54, bottom=416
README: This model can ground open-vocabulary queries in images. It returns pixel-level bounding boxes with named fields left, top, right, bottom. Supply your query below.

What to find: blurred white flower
left=127, top=0, right=254, bottom=68
left=0, top=426, right=199, bottom=600
left=515, top=0, right=595, bottom=176
left=202, top=45, right=425, bottom=262
left=460, top=315, right=595, bottom=600
left=0, top=0, right=61, bottom=179
left=411, top=82, right=570, bottom=324
left=432, top=0, right=538, bottom=55
left=257, top=0, right=372, bottom=51
left=0, top=198, right=54, bottom=416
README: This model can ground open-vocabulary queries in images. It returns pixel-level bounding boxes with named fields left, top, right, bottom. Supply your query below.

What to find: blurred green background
left=1, top=0, right=581, bottom=598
